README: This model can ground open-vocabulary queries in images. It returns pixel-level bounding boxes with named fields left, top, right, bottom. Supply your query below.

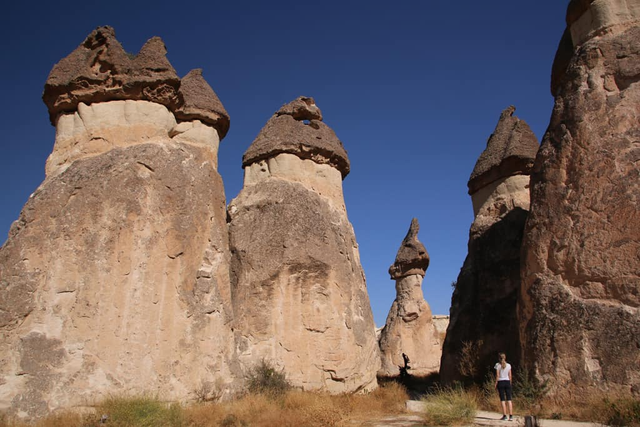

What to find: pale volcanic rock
left=378, top=219, right=441, bottom=377
left=228, top=97, right=379, bottom=393
left=519, top=1, right=640, bottom=394
left=440, top=107, right=538, bottom=384
left=0, top=29, right=236, bottom=419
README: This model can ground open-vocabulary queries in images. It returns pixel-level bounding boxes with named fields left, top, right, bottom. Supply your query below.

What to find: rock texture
left=519, top=1, right=640, bottom=394
left=43, top=26, right=229, bottom=138
left=378, top=219, right=442, bottom=377
left=0, top=27, right=236, bottom=419
left=228, top=97, right=379, bottom=393
left=440, top=107, right=538, bottom=384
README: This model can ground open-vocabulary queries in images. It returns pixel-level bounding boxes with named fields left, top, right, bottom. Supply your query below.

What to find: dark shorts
left=497, top=380, right=512, bottom=401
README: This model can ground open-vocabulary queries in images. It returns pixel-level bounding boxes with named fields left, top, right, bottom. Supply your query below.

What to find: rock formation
left=519, top=0, right=640, bottom=394
left=0, top=27, right=237, bottom=418
left=378, top=218, right=441, bottom=377
left=228, top=96, right=380, bottom=393
left=440, top=106, right=539, bottom=384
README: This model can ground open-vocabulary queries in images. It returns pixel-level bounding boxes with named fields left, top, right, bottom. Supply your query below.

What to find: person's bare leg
left=501, top=401, right=507, bottom=415
left=508, top=401, right=513, bottom=416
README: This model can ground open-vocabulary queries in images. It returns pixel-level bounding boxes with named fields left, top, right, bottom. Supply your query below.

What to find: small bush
left=597, top=397, right=640, bottom=427
left=245, top=359, right=291, bottom=396
left=421, top=386, right=477, bottom=426
left=457, top=340, right=483, bottom=380
left=513, top=369, right=548, bottom=411
left=194, top=378, right=225, bottom=403
left=97, top=395, right=183, bottom=427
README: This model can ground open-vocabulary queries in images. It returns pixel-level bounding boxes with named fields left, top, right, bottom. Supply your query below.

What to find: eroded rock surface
left=43, top=26, right=229, bottom=137
left=440, top=107, right=538, bottom=384
left=228, top=97, right=379, bottom=393
left=519, top=1, right=640, bottom=394
left=379, top=219, right=441, bottom=377
left=0, top=27, right=236, bottom=419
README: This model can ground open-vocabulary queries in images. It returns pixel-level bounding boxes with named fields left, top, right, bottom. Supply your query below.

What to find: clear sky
left=0, top=1, right=568, bottom=326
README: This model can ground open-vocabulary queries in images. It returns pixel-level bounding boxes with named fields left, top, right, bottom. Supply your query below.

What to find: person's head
left=499, top=352, right=507, bottom=369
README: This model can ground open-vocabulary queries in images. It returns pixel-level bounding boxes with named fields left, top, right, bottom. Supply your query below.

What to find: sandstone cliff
left=440, top=106, right=539, bottom=384
left=378, top=219, right=441, bottom=377
left=228, top=97, right=380, bottom=393
left=0, top=27, right=237, bottom=418
left=519, top=0, right=640, bottom=394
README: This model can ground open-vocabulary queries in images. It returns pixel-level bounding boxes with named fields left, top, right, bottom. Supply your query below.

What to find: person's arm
left=495, top=368, right=499, bottom=389
left=509, top=368, right=512, bottom=382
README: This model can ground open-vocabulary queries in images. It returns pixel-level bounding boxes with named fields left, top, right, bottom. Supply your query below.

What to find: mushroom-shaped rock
left=378, top=218, right=441, bottom=377
left=242, top=96, right=350, bottom=178
left=440, top=106, right=538, bottom=385
left=43, top=26, right=180, bottom=124
left=388, top=218, right=430, bottom=280
left=467, top=106, right=539, bottom=195
left=175, top=69, right=230, bottom=139
left=228, top=97, right=379, bottom=393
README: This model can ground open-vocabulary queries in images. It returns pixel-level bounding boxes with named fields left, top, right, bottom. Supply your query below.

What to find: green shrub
left=513, top=369, right=548, bottom=409
left=245, top=359, right=291, bottom=396
left=599, top=398, right=640, bottom=427
left=97, top=395, right=183, bottom=427
left=421, top=386, right=477, bottom=426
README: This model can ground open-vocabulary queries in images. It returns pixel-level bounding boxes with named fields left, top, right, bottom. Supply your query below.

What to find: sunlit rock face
left=378, top=219, right=441, bottom=377
left=440, top=106, right=538, bottom=385
left=228, top=97, right=380, bottom=393
left=519, top=0, right=640, bottom=395
left=0, top=27, right=237, bottom=419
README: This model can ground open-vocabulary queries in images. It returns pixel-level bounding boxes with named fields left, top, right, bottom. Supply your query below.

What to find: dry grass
left=185, top=381, right=409, bottom=427
left=421, top=386, right=477, bottom=426
left=0, top=382, right=408, bottom=427
left=0, top=411, right=87, bottom=427
left=473, top=381, right=640, bottom=427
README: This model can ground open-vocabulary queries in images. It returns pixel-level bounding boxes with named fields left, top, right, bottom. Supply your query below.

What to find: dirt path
left=346, top=402, right=602, bottom=427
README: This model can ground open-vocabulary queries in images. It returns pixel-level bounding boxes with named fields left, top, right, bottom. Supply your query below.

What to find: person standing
left=494, top=353, right=513, bottom=421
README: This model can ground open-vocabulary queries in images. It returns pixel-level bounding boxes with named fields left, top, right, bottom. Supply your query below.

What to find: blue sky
left=0, top=1, right=568, bottom=326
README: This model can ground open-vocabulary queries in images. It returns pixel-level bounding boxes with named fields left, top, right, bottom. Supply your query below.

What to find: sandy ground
left=346, top=402, right=604, bottom=427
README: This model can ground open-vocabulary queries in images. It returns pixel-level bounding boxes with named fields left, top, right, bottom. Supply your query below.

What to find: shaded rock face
left=0, top=28, right=236, bottom=419
left=520, top=2, right=640, bottom=394
left=228, top=98, right=379, bottom=393
left=440, top=107, right=538, bottom=384
left=379, top=219, right=441, bottom=377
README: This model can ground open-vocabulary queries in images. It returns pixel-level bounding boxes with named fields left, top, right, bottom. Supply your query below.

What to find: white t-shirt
left=494, top=362, right=511, bottom=381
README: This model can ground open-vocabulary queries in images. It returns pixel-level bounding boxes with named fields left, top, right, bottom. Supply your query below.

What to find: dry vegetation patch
left=0, top=382, right=409, bottom=427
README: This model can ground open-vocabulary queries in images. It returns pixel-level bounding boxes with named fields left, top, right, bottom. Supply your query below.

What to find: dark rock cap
left=242, top=96, right=350, bottom=178
left=175, top=69, right=230, bottom=139
left=467, top=106, right=539, bottom=195
left=43, top=26, right=229, bottom=138
left=388, top=218, right=430, bottom=280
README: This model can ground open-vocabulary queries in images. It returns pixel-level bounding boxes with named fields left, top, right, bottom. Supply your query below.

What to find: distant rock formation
left=440, top=106, right=539, bottom=384
left=378, top=219, right=441, bottom=377
left=228, top=97, right=380, bottom=393
left=0, top=26, right=237, bottom=418
left=520, top=0, right=640, bottom=394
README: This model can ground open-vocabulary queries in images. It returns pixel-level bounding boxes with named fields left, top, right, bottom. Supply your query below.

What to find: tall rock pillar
left=520, top=0, right=640, bottom=394
left=228, top=97, right=380, bottom=393
left=440, top=107, right=539, bottom=384
left=0, top=27, right=236, bottom=418
left=378, top=219, right=441, bottom=377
